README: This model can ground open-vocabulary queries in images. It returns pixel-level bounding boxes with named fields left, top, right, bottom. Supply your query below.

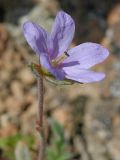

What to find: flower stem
left=37, top=75, right=45, bottom=160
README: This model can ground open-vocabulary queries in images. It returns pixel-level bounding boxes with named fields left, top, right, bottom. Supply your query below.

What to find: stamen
left=51, top=52, right=69, bottom=67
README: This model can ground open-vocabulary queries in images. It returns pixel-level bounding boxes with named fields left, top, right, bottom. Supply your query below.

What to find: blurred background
left=0, top=0, right=120, bottom=160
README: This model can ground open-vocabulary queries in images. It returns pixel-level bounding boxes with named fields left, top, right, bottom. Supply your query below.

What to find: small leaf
left=46, top=120, right=72, bottom=160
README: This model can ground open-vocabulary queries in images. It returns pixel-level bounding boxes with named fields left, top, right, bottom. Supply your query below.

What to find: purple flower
left=23, top=11, right=109, bottom=84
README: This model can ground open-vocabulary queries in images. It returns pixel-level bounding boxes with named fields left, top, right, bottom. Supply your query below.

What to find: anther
left=64, top=51, right=69, bottom=57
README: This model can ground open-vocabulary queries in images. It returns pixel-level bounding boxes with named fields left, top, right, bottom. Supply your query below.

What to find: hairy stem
left=37, top=75, right=45, bottom=160
left=37, top=76, right=44, bottom=127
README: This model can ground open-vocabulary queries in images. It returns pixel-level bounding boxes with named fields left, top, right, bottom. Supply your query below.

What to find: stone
left=11, top=81, right=24, bottom=99
left=38, top=0, right=60, bottom=15
left=107, top=4, right=120, bottom=26
left=84, top=99, right=120, bottom=160
left=18, top=68, right=35, bottom=85
left=0, top=24, right=8, bottom=52
left=5, top=96, right=24, bottom=114
left=20, top=101, right=37, bottom=134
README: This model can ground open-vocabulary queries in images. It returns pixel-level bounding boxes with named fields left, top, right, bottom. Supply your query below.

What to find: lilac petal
left=40, top=54, right=65, bottom=80
left=63, top=43, right=109, bottom=69
left=23, top=21, right=49, bottom=56
left=63, top=65, right=105, bottom=83
left=50, top=11, right=75, bottom=59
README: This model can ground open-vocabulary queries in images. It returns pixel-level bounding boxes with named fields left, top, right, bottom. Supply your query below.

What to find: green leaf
left=0, top=134, right=35, bottom=160
left=46, top=120, right=72, bottom=160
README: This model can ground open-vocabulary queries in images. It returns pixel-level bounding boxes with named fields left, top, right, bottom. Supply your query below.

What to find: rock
left=84, top=99, right=120, bottom=160
left=38, top=0, right=60, bottom=15
left=10, top=81, right=24, bottom=100
left=0, top=100, right=5, bottom=113
left=0, top=113, right=17, bottom=137
left=20, top=101, right=37, bottom=134
left=52, top=106, right=73, bottom=137
left=103, top=4, right=120, bottom=55
left=5, top=96, right=24, bottom=114
left=110, top=77, right=120, bottom=98
left=0, top=24, right=8, bottom=52
left=0, top=123, right=17, bottom=137
left=18, top=68, right=35, bottom=85
left=107, top=4, right=120, bottom=26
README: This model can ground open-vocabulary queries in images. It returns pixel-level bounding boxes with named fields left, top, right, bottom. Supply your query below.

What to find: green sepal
left=28, top=63, right=80, bottom=85
left=45, top=76, right=74, bottom=85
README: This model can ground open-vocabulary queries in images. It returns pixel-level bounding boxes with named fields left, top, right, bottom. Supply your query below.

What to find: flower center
left=51, top=52, right=69, bottom=67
